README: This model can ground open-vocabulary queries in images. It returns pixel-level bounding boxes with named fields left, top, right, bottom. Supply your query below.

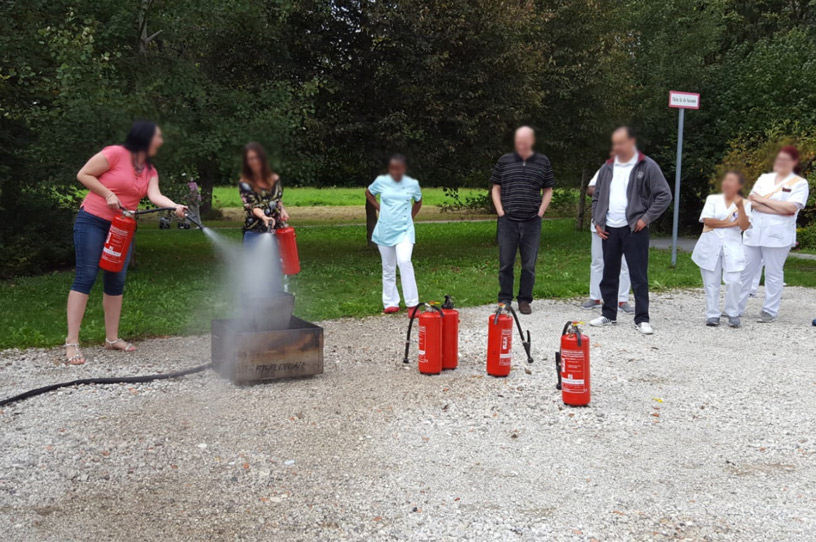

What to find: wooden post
left=365, top=199, right=377, bottom=247
left=197, top=158, right=217, bottom=217
left=576, top=167, right=589, bottom=231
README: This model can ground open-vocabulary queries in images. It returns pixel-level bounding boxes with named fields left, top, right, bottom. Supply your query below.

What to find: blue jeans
left=71, top=209, right=132, bottom=296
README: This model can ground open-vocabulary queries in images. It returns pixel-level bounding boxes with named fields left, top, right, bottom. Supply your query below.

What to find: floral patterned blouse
left=239, top=178, right=283, bottom=233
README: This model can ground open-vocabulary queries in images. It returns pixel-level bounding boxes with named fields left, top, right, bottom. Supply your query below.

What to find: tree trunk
left=365, top=199, right=377, bottom=248
left=576, top=167, right=589, bottom=231
left=197, top=159, right=218, bottom=216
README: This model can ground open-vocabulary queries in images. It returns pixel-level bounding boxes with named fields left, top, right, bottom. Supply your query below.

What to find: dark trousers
left=497, top=216, right=541, bottom=303
left=601, top=226, right=650, bottom=324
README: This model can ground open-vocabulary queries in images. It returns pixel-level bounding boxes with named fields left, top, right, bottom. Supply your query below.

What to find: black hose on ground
left=0, top=363, right=213, bottom=407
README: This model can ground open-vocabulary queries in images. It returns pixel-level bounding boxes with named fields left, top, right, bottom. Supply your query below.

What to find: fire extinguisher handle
left=493, top=304, right=503, bottom=325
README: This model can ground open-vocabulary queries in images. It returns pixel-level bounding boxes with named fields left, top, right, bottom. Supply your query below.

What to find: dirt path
left=1, top=289, right=815, bottom=541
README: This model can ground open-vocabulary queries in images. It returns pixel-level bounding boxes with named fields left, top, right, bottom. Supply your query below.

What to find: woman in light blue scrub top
left=365, top=155, right=423, bottom=313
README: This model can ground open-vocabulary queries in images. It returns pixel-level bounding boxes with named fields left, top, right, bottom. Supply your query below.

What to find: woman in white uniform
left=691, top=171, right=751, bottom=327
left=738, top=146, right=810, bottom=322
left=365, top=154, right=423, bottom=314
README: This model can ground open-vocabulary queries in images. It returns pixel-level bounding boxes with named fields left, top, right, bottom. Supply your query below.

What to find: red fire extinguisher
left=440, top=295, right=459, bottom=370
left=404, top=302, right=447, bottom=375
left=99, top=210, right=137, bottom=272
left=486, top=303, right=534, bottom=377
left=555, top=321, right=591, bottom=406
left=275, top=224, right=301, bottom=275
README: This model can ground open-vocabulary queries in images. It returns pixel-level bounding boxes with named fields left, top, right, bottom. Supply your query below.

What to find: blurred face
left=148, top=127, right=164, bottom=157
left=721, top=172, right=742, bottom=198
left=611, top=129, right=636, bottom=160
left=389, top=159, right=406, bottom=181
left=514, top=128, right=535, bottom=158
left=773, top=151, right=797, bottom=176
left=246, top=150, right=263, bottom=175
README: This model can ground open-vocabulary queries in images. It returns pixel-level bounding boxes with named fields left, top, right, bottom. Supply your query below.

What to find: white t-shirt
left=606, top=152, right=638, bottom=228
left=743, top=172, right=809, bottom=248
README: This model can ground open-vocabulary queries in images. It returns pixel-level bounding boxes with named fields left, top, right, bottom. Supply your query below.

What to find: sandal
left=105, top=338, right=137, bottom=352
left=63, top=343, right=86, bottom=366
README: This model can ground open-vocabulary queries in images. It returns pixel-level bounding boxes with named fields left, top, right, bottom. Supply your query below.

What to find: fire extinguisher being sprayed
left=239, top=181, right=301, bottom=276
left=404, top=299, right=458, bottom=375
left=486, top=303, right=534, bottom=377
left=275, top=223, right=301, bottom=276
left=99, top=207, right=200, bottom=273
left=555, top=321, right=591, bottom=406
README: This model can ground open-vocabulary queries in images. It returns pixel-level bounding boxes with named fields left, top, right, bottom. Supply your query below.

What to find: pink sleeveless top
left=81, top=145, right=156, bottom=221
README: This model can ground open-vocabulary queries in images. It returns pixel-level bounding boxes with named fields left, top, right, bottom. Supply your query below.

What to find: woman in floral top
left=239, top=142, right=290, bottom=244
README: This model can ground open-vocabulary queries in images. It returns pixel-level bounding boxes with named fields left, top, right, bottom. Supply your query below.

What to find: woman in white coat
left=691, top=171, right=751, bottom=327
left=737, top=146, right=810, bottom=322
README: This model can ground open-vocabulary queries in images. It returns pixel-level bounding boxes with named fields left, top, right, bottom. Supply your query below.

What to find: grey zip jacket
left=591, top=153, right=672, bottom=230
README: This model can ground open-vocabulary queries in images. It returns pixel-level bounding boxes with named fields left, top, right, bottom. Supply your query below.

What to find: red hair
left=778, top=145, right=801, bottom=175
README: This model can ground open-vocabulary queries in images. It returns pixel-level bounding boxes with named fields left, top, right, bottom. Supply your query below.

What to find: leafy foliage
left=3, top=0, right=816, bottom=276
left=717, top=125, right=816, bottom=232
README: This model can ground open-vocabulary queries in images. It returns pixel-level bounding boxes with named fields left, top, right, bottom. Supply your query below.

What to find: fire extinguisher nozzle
left=184, top=213, right=205, bottom=230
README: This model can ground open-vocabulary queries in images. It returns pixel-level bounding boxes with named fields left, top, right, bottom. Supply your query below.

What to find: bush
left=439, top=186, right=582, bottom=218
left=439, top=187, right=495, bottom=214
left=717, top=124, right=816, bottom=229
left=0, top=196, right=76, bottom=279
left=797, top=225, right=816, bottom=251
left=548, top=188, right=582, bottom=218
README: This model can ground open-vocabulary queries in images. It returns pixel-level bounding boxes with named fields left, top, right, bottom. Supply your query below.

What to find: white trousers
left=590, top=229, right=630, bottom=302
left=378, top=240, right=419, bottom=308
left=738, top=246, right=790, bottom=317
left=750, top=259, right=764, bottom=295
left=700, top=252, right=742, bottom=319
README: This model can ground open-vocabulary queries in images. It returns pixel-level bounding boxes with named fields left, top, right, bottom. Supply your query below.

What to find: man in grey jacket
left=590, top=127, right=672, bottom=334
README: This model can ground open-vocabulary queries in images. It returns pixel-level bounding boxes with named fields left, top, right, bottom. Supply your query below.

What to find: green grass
left=2, top=219, right=815, bottom=349
left=211, top=186, right=484, bottom=209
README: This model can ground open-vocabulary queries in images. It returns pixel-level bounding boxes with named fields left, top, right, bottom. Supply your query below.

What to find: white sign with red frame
left=668, top=91, right=700, bottom=110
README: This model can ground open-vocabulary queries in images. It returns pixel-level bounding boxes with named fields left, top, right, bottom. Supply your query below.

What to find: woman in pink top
left=65, top=121, right=187, bottom=365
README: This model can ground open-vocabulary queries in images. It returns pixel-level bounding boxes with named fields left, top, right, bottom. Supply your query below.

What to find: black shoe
left=518, top=301, right=532, bottom=315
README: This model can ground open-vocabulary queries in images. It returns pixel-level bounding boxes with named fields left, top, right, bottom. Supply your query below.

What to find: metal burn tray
left=211, top=317, right=324, bottom=384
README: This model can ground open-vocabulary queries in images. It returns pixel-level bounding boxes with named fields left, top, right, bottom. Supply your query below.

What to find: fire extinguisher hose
left=507, top=306, right=534, bottom=364
left=403, top=303, right=444, bottom=364
left=131, top=207, right=177, bottom=216
left=0, top=363, right=212, bottom=407
left=123, top=206, right=205, bottom=230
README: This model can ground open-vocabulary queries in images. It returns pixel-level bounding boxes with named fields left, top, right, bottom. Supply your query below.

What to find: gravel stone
left=0, top=288, right=815, bottom=541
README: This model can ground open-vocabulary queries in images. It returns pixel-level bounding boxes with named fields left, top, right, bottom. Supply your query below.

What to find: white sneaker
left=635, top=322, right=654, bottom=335
left=589, top=316, right=616, bottom=327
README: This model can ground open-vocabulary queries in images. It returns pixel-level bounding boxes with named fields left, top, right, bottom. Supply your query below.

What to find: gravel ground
left=1, top=288, right=815, bottom=542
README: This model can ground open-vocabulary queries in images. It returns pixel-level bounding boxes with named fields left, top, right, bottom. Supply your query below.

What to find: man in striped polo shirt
left=490, top=126, right=555, bottom=314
